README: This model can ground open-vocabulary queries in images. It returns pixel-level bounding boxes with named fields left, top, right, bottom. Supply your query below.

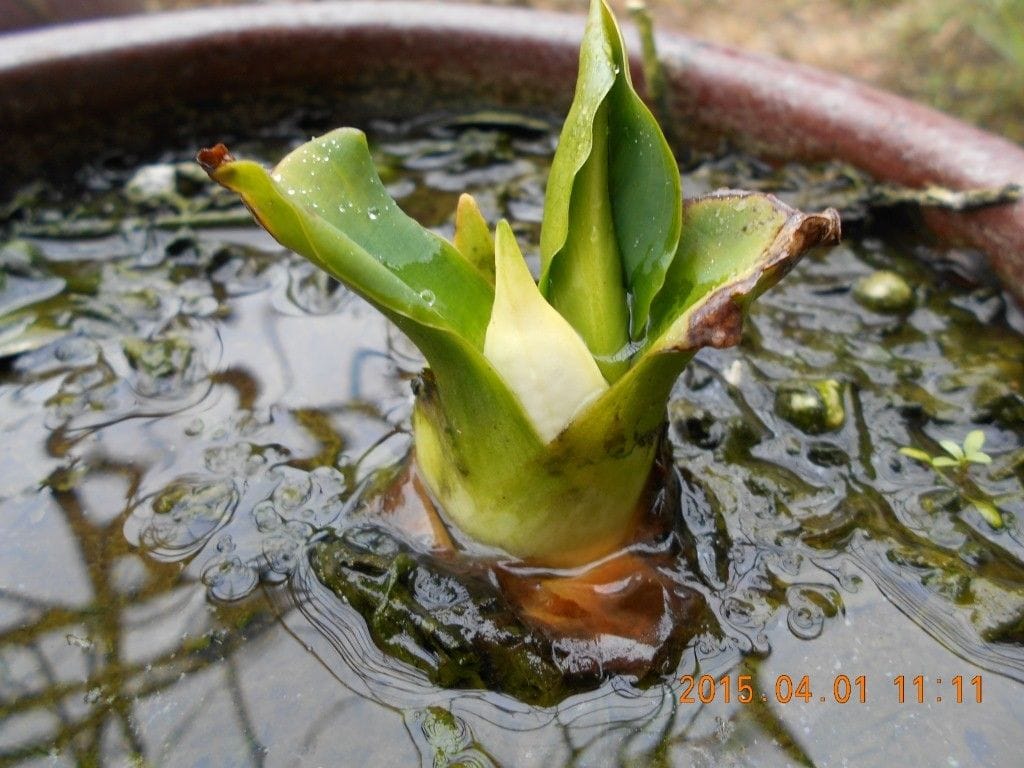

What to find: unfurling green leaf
left=199, top=130, right=494, bottom=349
left=484, top=221, right=608, bottom=443
left=647, top=192, right=837, bottom=355
left=540, top=0, right=681, bottom=378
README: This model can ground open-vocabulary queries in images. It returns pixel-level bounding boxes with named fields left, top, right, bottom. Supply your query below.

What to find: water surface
left=1, top=114, right=1023, bottom=767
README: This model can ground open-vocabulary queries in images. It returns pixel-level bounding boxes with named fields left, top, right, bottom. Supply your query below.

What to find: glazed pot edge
left=1, top=0, right=1021, bottom=298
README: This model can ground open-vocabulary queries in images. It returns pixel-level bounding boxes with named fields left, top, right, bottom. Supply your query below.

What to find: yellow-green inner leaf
left=484, top=221, right=608, bottom=443
left=453, top=193, right=495, bottom=283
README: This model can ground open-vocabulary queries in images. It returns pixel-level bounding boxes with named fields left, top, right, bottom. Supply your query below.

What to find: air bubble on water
left=252, top=500, right=281, bottom=532
left=203, top=442, right=254, bottom=475
left=274, top=473, right=312, bottom=511
left=201, top=557, right=258, bottom=601
left=139, top=479, right=238, bottom=557
left=65, top=633, right=93, bottom=649
left=263, top=533, right=302, bottom=574
left=245, top=453, right=267, bottom=474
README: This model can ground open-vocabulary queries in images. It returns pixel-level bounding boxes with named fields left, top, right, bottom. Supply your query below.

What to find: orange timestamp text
left=677, top=673, right=984, bottom=705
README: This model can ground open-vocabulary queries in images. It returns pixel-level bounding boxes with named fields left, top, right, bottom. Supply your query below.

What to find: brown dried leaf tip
left=196, top=144, right=235, bottom=175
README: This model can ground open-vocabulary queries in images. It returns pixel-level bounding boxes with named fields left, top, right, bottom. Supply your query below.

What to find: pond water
left=1, top=113, right=1023, bottom=767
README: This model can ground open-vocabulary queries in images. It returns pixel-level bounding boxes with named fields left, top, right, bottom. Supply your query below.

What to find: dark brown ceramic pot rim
left=2, top=1, right=1022, bottom=298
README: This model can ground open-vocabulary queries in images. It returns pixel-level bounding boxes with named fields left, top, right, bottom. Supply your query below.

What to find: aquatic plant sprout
left=901, top=430, right=1003, bottom=528
left=900, top=429, right=993, bottom=470
left=198, top=0, right=840, bottom=565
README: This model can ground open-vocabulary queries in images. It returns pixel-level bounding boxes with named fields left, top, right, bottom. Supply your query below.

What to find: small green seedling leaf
left=962, top=430, right=992, bottom=464
left=939, top=439, right=966, bottom=461
left=901, top=431, right=994, bottom=471
left=971, top=499, right=1004, bottom=529
left=963, top=429, right=986, bottom=455
left=899, top=447, right=934, bottom=463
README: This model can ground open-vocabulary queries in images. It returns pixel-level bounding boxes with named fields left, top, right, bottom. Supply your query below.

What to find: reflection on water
left=1, top=114, right=1023, bottom=765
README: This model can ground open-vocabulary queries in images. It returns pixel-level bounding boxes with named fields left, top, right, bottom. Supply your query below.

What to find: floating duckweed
left=252, top=500, right=281, bottom=532
left=262, top=524, right=308, bottom=575
left=774, top=379, right=846, bottom=434
left=853, top=269, right=915, bottom=312
left=273, top=472, right=313, bottom=512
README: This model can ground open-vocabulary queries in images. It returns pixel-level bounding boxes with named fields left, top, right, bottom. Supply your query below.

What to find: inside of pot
left=1, top=79, right=1023, bottom=764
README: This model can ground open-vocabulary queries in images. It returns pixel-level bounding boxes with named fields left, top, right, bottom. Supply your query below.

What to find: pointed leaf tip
left=485, top=221, right=608, bottom=443
left=899, top=447, right=933, bottom=462
left=454, top=193, right=495, bottom=282
left=972, top=500, right=1003, bottom=528
left=540, top=0, right=680, bottom=372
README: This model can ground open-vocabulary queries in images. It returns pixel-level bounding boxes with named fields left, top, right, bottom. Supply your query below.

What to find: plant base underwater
left=411, top=373, right=660, bottom=566
left=310, top=446, right=716, bottom=706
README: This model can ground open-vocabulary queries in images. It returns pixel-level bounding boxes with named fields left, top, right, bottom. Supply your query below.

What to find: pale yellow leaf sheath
left=484, top=220, right=609, bottom=443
